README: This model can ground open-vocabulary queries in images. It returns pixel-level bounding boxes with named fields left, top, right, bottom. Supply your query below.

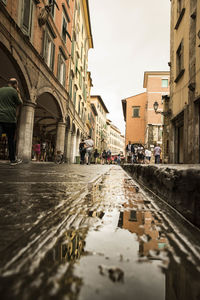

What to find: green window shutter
left=57, top=53, right=61, bottom=79
left=69, top=76, right=72, bottom=99
left=50, top=43, right=55, bottom=71
left=71, top=39, right=74, bottom=59
left=63, top=63, right=66, bottom=87
left=42, top=30, right=47, bottom=59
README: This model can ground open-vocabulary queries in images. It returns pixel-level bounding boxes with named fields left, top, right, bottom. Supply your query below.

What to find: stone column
left=55, top=122, right=66, bottom=154
left=70, top=133, right=76, bottom=163
left=64, top=129, right=71, bottom=163
left=17, top=101, right=36, bottom=162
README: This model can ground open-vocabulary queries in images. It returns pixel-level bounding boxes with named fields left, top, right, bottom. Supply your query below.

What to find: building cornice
left=91, top=95, right=109, bottom=113
left=82, top=0, right=93, bottom=49
left=143, top=71, right=170, bottom=88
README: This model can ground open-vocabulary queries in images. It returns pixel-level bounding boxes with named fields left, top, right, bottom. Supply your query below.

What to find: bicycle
left=54, top=151, right=65, bottom=164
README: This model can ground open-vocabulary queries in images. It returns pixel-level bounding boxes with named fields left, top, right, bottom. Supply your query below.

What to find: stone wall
left=122, top=164, right=200, bottom=228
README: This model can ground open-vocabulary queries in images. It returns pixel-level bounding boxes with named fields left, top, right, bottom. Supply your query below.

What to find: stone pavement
left=0, top=162, right=200, bottom=300
left=0, top=162, right=111, bottom=257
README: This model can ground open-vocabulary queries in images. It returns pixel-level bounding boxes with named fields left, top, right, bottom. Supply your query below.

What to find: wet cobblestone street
left=0, top=163, right=200, bottom=300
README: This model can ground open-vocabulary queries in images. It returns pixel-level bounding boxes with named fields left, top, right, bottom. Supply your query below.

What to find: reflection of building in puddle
left=118, top=201, right=167, bottom=257
left=49, top=228, right=87, bottom=263
left=85, top=178, right=105, bottom=204
left=88, top=210, right=105, bottom=219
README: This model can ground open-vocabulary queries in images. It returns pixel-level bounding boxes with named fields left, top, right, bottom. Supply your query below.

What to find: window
left=78, top=96, right=81, bottom=114
left=69, top=73, right=73, bottom=100
left=48, top=0, right=55, bottom=18
left=21, top=0, right=33, bottom=36
left=57, top=51, right=66, bottom=86
left=73, top=85, right=77, bottom=106
left=132, top=106, right=140, bottom=118
left=62, top=17, right=68, bottom=43
left=177, top=0, right=184, bottom=16
left=43, top=27, right=55, bottom=71
left=175, top=40, right=184, bottom=82
left=61, top=5, right=70, bottom=44
left=162, top=79, right=168, bottom=88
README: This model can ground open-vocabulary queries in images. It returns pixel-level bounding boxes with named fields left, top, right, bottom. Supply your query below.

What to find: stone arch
left=0, top=41, right=31, bottom=99
left=36, top=87, right=65, bottom=121
left=0, top=41, right=31, bottom=161
left=32, top=92, right=64, bottom=161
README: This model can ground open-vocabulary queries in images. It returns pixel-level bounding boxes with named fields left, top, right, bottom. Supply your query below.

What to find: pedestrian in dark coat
left=79, top=139, right=86, bottom=164
left=0, top=78, right=23, bottom=165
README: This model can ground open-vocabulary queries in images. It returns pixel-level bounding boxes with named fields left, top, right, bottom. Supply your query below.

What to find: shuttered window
left=22, top=0, right=33, bottom=36
left=57, top=53, right=66, bottom=87
left=43, top=28, right=55, bottom=71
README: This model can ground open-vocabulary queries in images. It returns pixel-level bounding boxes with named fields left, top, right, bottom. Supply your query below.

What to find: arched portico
left=0, top=42, right=32, bottom=161
left=32, top=92, right=64, bottom=161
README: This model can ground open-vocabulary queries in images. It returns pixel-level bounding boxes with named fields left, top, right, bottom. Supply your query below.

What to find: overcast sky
left=88, top=0, right=170, bottom=134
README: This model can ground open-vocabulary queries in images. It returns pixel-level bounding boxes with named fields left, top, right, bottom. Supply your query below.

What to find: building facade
left=169, top=0, right=200, bottom=163
left=143, top=71, right=170, bottom=152
left=122, top=72, right=170, bottom=157
left=90, top=95, right=109, bottom=153
left=0, top=0, right=93, bottom=163
left=106, top=120, right=125, bottom=155
left=122, top=92, right=147, bottom=147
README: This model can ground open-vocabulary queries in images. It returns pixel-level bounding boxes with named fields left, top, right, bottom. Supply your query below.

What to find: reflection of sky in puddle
left=70, top=172, right=168, bottom=300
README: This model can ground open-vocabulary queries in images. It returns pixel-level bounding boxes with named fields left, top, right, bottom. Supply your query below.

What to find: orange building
left=122, top=71, right=170, bottom=152
left=122, top=92, right=147, bottom=147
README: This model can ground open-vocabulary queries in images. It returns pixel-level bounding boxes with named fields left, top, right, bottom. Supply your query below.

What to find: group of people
left=79, top=141, right=122, bottom=166
left=126, top=141, right=162, bottom=164
left=32, top=141, right=49, bottom=162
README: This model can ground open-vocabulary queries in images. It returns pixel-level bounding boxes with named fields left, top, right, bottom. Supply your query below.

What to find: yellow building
left=169, top=0, right=200, bottom=163
left=66, top=0, right=93, bottom=162
left=90, top=95, right=109, bottom=152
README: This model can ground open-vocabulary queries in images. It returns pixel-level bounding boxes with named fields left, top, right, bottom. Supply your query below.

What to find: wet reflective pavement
left=0, top=163, right=200, bottom=300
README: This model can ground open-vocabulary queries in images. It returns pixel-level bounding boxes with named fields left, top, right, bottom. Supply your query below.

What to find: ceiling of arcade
left=34, top=92, right=63, bottom=138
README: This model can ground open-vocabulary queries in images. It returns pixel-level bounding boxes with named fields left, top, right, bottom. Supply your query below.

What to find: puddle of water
left=1, top=167, right=200, bottom=300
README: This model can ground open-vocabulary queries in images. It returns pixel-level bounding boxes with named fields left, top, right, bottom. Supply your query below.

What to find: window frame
left=132, top=106, right=140, bottom=118
left=43, top=27, right=55, bottom=71
left=162, top=79, right=168, bottom=88
left=57, top=52, right=66, bottom=87
left=175, top=40, right=185, bottom=83
left=21, top=0, right=33, bottom=37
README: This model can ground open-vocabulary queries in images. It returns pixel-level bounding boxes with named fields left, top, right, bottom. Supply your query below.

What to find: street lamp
left=153, top=101, right=159, bottom=113
left=153, top=101, right=172, bottom=117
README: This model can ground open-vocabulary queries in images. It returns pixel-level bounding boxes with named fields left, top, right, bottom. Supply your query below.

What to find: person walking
left=106, top=149, right=111, bottom=164
left=84, top=135, right=94, bottom=165
left=154, top=144, right=161, bottom=164
left=33, top=141, right=41, bottom=162
left=0, top=78, right=23, bottom=165
left=101, top=150, right=107, bottom=165
left=126, top=141, right=132, bottom=163
left=145, top=148, right=151, bottom=164
left=79, top=139, right=86, bottom=164
left=93, top=149, right=99, bottom=164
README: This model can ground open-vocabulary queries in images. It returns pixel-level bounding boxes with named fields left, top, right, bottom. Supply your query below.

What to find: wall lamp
left=153, top=101, right=172, bottom=117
